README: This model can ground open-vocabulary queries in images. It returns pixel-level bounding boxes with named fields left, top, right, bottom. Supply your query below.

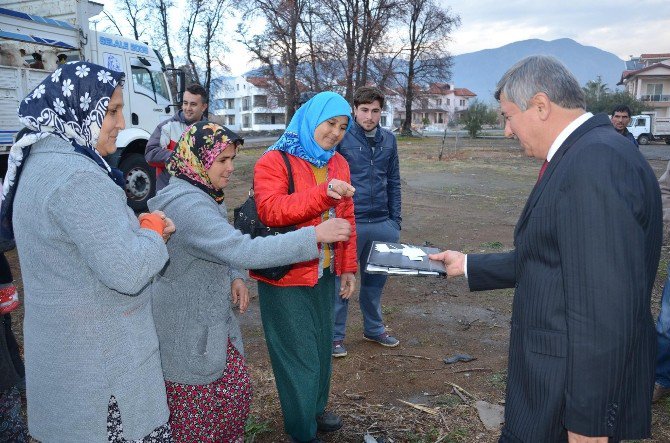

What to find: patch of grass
left=382, top=305, right=400, bottom=315
left=443, top=427, right=469, bottom=442
left=405, top=426, right=469, bottom=443
left=489, top=371, right=507, bottom=389
left=434, top=394, right=463, bottom=407
left=480, top=241, right=504, bottom=249
left=244, top=415, right=272, bottom=442
left=658, top=257, right=669, bottom=281
left=403, top=427, right=441, bottom=442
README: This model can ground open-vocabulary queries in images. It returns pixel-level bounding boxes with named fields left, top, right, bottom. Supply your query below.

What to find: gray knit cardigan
left=148, top=177, right=320, bottom=385
left=13, top=136, right=170, bottom=442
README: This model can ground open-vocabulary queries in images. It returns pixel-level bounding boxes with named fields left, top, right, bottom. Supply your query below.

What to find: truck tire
left=638, top=135, right=650, bottom=145
left=120, top=153, right=156, bottom=212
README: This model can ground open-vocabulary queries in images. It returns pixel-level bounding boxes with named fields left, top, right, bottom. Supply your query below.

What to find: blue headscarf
left=0, top=61, right=125, bottom=241
left=266, top=91, right=352, bottom=167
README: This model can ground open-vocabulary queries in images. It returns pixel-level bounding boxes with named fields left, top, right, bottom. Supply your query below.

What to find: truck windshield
left=131, top=66, right=170, bottom=103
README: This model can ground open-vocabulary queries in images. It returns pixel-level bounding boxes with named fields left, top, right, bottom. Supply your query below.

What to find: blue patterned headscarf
left=265, top=91, right=352, bottom=167
left=0, top=61, right=125, bottom=241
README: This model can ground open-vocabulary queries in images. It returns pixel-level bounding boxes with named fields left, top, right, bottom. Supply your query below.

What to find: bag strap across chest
left=251, top=150, right=294, bottom=196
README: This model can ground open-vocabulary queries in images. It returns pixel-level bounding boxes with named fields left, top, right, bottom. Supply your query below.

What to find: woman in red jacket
left=252, top=91, right=358, bottom=443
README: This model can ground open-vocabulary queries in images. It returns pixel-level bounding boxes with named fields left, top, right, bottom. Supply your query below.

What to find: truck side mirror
left=175, top=69, right=186, bottom=103
left=166, top=68, right=186, bottom=105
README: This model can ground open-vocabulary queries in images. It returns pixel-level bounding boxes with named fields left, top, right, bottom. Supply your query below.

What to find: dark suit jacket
left=468, top=113, right=662, bottom=442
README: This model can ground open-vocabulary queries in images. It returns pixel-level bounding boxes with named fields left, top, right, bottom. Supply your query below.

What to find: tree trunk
left=159, top=0, right=175, bottom=67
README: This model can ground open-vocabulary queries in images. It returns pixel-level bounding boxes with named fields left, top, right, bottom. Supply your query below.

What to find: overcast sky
left=444, top=0, right=670, bottom=59
left=100, top=0, right=670, bottom=75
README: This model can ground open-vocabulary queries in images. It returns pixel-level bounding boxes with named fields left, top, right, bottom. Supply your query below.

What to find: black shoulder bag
left=233, top=151, right=296, bottom=280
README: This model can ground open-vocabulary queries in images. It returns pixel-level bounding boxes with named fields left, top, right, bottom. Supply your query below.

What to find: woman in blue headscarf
left=252, top=91, right=358, bottom=443
left=3, top=61, right=175, bottom=442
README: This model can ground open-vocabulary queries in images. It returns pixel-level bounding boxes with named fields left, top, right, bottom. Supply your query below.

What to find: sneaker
left=363, top=332, right=399, bottom=347
left=332, top=340, right=347, bottom=358
left=316, top=411, right=342, bottom=433
left=653, top=383, right=670, bottom=403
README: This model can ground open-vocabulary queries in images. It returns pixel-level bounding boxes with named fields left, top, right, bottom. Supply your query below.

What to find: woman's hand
left=314, top=218, right=351, bottom=243
left=162, top=217, right=175, bottom=242
left=152, top=210, right=175, bottom=243
left=138, top=210, right=175, bottom=243
left=326, top=179, right=355, bottom=200
left=231, top=278, right=249, bottom=313
left=339, top=273, right=356, bottom=299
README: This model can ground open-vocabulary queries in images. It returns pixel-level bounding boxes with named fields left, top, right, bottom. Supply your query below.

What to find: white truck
left=0, top=0, right=184, bottom=210
left=628, top=113, right=670, bottom=145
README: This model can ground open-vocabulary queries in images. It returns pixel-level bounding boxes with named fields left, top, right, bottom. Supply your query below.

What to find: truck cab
left=0, top=1, right=184, bottom=210
left=628, top=113, right=670, bottom=145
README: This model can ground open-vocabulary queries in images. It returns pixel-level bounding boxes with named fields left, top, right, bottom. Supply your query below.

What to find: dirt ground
left=8, top=136, right=670, bottom=442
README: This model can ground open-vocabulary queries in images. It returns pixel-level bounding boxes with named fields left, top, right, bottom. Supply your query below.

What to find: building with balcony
left=211, top=75, right=402, bottom=131
left=619, top=54, right=670, bottom=117
left=391, top=83, right=477, bottom=130
left=210, top=76, right=287, bottom=131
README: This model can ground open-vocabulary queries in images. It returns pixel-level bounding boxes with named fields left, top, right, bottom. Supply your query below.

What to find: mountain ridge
left=452, top=38, right=625, bottom=102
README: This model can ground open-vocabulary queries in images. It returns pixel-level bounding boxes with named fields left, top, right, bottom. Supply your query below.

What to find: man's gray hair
left=494, top=55, right=585, bottom=111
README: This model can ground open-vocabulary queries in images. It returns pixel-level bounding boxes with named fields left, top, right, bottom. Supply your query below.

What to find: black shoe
left=316, top=411, right=342, bottom=433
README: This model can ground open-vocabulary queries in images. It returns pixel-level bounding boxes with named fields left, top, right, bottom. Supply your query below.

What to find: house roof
left=641, top=53, right=670, bottom=60
left=454, top=88, right=476, bottom=97
left=427, top=83, right=452, bottom=94
left=618, top=62, right=670, bottom=85
left=246, top=76, right=270, bottom=88
left=411, top=108, right=450, bottom=113
left=244, top=76, right=309, bottom=92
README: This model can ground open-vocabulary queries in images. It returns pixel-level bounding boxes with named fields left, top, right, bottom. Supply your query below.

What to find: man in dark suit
left=430, top=55, right=662, bottom=442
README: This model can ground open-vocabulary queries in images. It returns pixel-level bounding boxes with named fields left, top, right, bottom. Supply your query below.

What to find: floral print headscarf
left=0, top=61, right=124, bottom=241
left=166, top=121, right=243, bottom=203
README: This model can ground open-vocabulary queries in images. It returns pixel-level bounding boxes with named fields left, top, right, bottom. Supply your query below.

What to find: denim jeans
left=332, top=219, right=400, bottom=341
left=656, top=265, right=670, bottom=388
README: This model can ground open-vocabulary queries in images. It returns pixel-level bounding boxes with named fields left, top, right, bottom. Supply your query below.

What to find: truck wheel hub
left=125, top=168, right=150, bottom=200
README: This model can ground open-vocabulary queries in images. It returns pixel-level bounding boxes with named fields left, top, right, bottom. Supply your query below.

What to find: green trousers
left=258, top=270, right=334, bottom=442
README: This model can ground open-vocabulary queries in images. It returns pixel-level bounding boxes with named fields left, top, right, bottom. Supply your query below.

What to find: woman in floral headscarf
left=148, top=121, right=351, bottom=442
left=4, top=61, right=175, bottom=442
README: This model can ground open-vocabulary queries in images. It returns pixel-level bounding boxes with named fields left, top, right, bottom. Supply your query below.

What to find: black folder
left=365, top=241, right=447, bottom=276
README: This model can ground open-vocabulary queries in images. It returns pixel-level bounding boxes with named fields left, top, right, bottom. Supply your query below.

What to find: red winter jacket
left=250, top=150, right=358, bottom=287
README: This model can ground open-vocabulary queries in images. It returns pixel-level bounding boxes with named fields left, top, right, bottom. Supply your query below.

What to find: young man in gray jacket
left=145, top=84, right=208, bottom=191
left=333, top=86, right=402, bottom=357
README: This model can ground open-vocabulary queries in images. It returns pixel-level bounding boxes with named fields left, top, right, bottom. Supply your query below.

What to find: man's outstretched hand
left=428, top=250, right=466, bottom=277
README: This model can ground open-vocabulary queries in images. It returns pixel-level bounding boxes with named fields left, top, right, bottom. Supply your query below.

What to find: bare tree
left=115, top=0, right=149, bottom=40
left=396, top=0, right=459, bottom=135
left=146, top=0, right=176, bottom=68
left=196, top=0, right=229, bottom=94
left=299, top=3, right=324, bottom=92
left=315, top=0, right=397, bottom=101
left=182, top=0, right=204, bottom=84
left=357, top=0, right=398, bottom=88
left=238, top=0, right=310, bottom=122
left=368, top=48, right=402, bottom=90
left=99, top=0, right=148, bottom=39
left=100, top=11, right=124, bottom=35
